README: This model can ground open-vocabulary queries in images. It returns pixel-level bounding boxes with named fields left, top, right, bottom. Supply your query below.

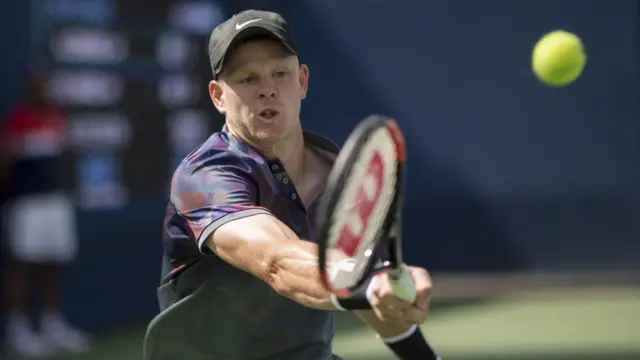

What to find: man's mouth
left=259, top=109, right=279, bottom=119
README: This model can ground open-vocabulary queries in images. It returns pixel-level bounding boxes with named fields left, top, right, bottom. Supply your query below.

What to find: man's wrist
left=381, top=326, right=440, bottom=360
left=330, top=294, right=348, bottom=311
left=329, top=258, right=387, bottom=311
left=378, top=324, right=419, bottom=343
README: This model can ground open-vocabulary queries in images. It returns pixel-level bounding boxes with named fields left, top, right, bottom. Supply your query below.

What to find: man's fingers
left=372, top=307, right=388, bottom=322
left=373, top=303, right=427, bottom=325
left=405, top=307, right=428, bottom=324
left=379, top=293, right=412, bottom=311
left=409, top=267, right=433, bottom=311
left=371, top=293, right=409, bottom=316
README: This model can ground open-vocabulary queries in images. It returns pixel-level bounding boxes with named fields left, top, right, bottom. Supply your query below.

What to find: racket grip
left=390, top=264, right=417, bottom=302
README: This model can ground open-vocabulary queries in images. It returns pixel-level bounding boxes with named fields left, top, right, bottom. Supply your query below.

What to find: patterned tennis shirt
left=147, top=125, right=342, bottom=360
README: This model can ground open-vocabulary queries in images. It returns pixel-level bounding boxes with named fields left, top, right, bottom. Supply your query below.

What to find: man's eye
left=239, top=76, right=254, bottom=83
left=273, top=71, right=286, bottom=78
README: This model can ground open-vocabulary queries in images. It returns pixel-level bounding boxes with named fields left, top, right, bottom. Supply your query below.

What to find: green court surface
left=333, top=288, right=640, bottom=360
left=2, top=288, right=639, bottom=360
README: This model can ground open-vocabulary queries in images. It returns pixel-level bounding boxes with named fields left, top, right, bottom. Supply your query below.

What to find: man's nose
left=257, top=79, right=277, bottom=99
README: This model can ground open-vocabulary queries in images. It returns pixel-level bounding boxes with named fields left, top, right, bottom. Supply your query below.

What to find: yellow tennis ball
left=532, top=30, right=586, bottom=87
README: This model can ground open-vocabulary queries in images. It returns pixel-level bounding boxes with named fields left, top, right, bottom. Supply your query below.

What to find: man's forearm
left=269, top=244, right=377, bottom=311
left=207, top=214, right=368, bottom=311
left=208, top=215, right=339, bottom=310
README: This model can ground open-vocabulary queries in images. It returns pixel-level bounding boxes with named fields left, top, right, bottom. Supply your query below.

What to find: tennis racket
left=316, top=114, right=416, bottom=302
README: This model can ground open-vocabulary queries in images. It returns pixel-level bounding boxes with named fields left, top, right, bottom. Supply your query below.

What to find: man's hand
left=368, top=266, right=433, bottom=326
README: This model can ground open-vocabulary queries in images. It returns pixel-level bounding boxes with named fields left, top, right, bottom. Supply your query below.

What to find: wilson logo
left=335, top=151, right=385, bottom=257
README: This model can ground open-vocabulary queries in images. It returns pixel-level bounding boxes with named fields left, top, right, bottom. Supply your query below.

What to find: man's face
left=210, top=38, right=309, bottom=144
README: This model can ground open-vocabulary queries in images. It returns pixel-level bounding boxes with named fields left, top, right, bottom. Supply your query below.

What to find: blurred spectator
left=1, top=70, right=90, bottom=357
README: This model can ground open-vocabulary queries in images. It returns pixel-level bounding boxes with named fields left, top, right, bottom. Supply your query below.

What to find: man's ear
left=209, top=80, right=225, bottom=114
left=298, top=64, right=309, bottom=100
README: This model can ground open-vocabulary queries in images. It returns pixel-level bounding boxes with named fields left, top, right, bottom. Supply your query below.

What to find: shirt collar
left=221, top=124, right=340, bottom=158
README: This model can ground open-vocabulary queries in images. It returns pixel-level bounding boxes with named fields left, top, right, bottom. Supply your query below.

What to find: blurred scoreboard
left=37, top=0, right=227, bottom=209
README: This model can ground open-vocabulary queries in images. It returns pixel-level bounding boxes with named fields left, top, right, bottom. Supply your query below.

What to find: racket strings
left=326, top=127, right=399, bottom=288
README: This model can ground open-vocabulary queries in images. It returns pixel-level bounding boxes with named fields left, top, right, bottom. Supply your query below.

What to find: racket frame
left=317, top=115, right=409, bottom=298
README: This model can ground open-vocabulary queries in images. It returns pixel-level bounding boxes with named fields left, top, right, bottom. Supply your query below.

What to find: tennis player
left=148, top=9, right=440, bottom=360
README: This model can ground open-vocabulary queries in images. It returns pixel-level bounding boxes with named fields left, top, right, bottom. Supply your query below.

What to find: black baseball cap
left=208, top=10, right=298, bottom=79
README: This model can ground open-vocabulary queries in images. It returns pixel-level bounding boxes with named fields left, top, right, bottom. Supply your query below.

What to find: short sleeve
left=170, top=155, right=271, bottom=252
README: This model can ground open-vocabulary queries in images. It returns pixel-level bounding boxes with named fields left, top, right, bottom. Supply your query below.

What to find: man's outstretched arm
left=172, top=157, right=426, bottom=320
left=204, top=213, right=338, bottom=310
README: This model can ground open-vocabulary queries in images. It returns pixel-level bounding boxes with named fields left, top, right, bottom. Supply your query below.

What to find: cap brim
left=215, top=24, right=297, bottom=78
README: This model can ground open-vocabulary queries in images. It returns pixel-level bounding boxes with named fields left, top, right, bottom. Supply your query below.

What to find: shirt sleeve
left=170, top=154, right=271, bottom=252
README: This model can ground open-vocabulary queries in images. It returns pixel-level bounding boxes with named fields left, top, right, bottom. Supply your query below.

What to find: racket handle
left=389, top=264, right=417, bottom=302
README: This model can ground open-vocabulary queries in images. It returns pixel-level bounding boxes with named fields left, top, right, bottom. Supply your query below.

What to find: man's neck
left=272, top=132, right=306, bottom=183
left=227, top=124, right=306, bottom=183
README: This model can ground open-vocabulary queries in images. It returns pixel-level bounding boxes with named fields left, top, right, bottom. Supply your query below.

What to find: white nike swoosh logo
left=235, top=19, right=262, bottom=30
